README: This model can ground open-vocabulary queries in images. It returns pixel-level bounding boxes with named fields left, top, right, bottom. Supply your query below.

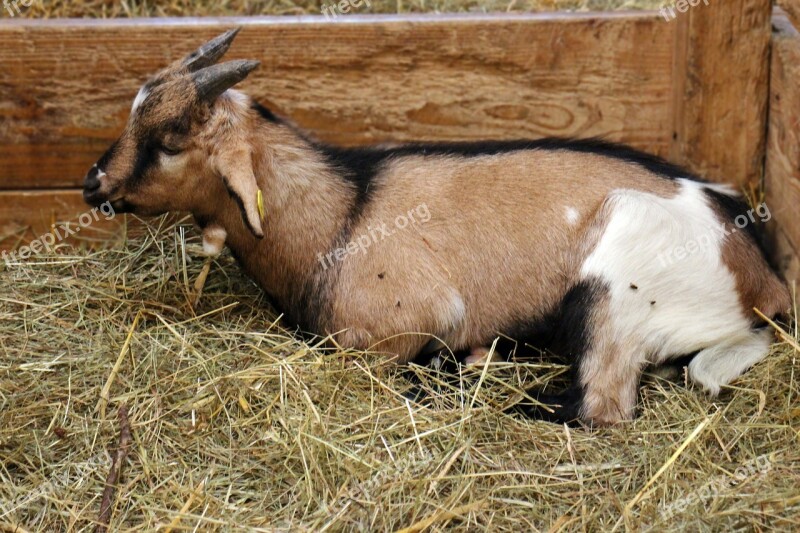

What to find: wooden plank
left=765, top=14, right=800, bottom=284
left=670, top=0, right=772, bottom=186
left=0, top=13, right=676, bottom=190
left=776, top=0, right=800, bottom=30
left=0, top=190, right=125, bottom=252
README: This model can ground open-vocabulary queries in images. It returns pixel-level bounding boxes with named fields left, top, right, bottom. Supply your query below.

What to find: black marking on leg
left=507, top=386, right=583, bottom=426
left=505, top=278, right=609, bottom=424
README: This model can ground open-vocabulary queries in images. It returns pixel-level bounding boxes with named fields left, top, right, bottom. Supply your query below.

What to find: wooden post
left=765, top=13, right=800, bottom=284
left=671, top=0, right=772, bottom=186
left=776, top=0, right=800, bottom=29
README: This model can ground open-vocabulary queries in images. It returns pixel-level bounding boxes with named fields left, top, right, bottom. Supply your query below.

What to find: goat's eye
left=160, top=145, right=182, bottom=156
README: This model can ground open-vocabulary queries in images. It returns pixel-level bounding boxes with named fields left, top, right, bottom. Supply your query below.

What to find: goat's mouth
left=83, top=189, right=133, bottom=214
left=83, top=187, right=108, bottom=207
left=108, top=197, right=134, bottom=214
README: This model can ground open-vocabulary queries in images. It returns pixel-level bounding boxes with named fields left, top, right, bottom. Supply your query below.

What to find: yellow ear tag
left=257, top=190, right=266, bottom=221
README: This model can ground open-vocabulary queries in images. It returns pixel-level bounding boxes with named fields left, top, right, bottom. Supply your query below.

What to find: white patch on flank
left=443, top=290, right=467, bottom=330
left=435, top=288, right=468, bottom=347
left=579, top=179, right=764, bottom=389
left=131, top=86, right=150, bottom=112
left=565, top=206, right=580, bottom=226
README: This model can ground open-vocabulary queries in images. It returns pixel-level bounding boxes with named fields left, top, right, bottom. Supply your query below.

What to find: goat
left=83, top=29, right=791, bottom=425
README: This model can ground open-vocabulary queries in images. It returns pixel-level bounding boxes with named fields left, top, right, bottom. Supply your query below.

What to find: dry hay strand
left=22, top=0, right=664, bottom=18
left=0, top=217, right=798, bottom=531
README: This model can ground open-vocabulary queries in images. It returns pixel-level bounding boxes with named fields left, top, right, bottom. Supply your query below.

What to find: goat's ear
left=214, top=149, right=264, bottom=239
left=181, top=27, right=242, bottom=73
left=192, top=60, right=260, bottom=104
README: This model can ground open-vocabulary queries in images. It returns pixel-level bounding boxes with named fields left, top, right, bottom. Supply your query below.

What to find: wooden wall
left=0, top=6, right=784, bottom=258
left=670, top=0, right=771, bottom=185
left=766, top=10, right=800, bottom=284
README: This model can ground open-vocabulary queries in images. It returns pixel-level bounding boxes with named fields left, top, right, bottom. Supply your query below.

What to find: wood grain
left=0, top=190, right=125, bottom=251
left=0, top=13, right=676, bottom=190
left=765, top=14, right=800, bottom=283
left=776, top=0, right=800, bottom=29
left=670, top=0, right=772, bottom=186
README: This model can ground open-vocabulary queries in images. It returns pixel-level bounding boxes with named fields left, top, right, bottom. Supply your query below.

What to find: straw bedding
left=2, top=1, right=798, bottom=531
left=0, top=218, right=797, bottom=531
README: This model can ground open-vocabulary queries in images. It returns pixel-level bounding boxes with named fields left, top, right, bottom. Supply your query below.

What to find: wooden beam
left=0, top=190, right=125, bottom=252
left=765, top=14, right=800, bottom=284
left=776, top=0, right=800, bottom=29
left=670, top=0, right=772, bottom=186
left=0, top=13, right=676, bottom=189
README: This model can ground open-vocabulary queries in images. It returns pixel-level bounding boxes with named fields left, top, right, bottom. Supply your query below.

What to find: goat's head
left=83, top=28, right=265, bottom=237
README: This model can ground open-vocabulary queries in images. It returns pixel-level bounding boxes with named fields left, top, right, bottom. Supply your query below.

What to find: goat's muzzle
left=83, top=165, right=108, bottom=206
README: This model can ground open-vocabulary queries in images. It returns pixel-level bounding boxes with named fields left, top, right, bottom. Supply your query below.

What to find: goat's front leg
left=192, top=224, right=228, bottom=308
left=336, top=327, right=436, bottom=364
left=331, top=280, right=467, bottom=364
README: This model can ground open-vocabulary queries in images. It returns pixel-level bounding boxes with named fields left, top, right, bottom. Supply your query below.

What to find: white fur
left=565, top=206, right=580, bottom=226
left=202, top=225, right=227, bottom=256
left=580, top=179, right=763, bottom=387
left=131, top=86, right=150, bottom=112
left=222, top=89, right=250, bottom=108
left=159, top=151, right=187, bottom=172
left=688, top=328, right=773, bottom=395
left=440, top=290, right=467, bottom=332
left=702, top=181, right=739, bottom=196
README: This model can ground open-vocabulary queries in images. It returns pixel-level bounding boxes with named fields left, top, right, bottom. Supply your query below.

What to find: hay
left=26, top=0, right=663, bottom=18
left=0, top=218, right=798, bottom=531
left=2, top=3, right=798, bottom=529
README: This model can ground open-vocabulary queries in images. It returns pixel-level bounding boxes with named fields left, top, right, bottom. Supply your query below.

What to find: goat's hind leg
left=511, top=278, right=647, bottom=426
left=513, top=341, right=646, bottom=426
left=513, top=383, right=584, bottom=424
left=688, top=327, right=773, bottom=396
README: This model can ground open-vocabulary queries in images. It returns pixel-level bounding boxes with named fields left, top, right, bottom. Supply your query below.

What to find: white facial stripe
left=131, top=86, right=150, bottom=112
left=91, top=163, right=107, bottom=178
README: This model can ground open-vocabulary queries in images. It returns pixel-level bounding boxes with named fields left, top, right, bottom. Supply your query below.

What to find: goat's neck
left=203, top=121, right=355, bottom=329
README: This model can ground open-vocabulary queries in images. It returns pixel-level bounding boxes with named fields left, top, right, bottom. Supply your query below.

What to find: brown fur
left=91, top=81, right=684, bottom=364
left=84, top=32, right=790, bottom=426
left=720, top=230, right=791, bottom=322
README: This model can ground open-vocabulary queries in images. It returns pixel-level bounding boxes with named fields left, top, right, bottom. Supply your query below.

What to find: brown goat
left=83, top=29, right=790, bottom=425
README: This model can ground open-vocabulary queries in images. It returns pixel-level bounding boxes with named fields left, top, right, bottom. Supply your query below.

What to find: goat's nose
left=84, top=165, right=102, bottom=192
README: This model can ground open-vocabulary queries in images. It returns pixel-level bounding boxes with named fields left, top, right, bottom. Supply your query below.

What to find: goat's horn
left=183, top=27, right=243, bottom=72
left=192, top=60, right=260, bottom=103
